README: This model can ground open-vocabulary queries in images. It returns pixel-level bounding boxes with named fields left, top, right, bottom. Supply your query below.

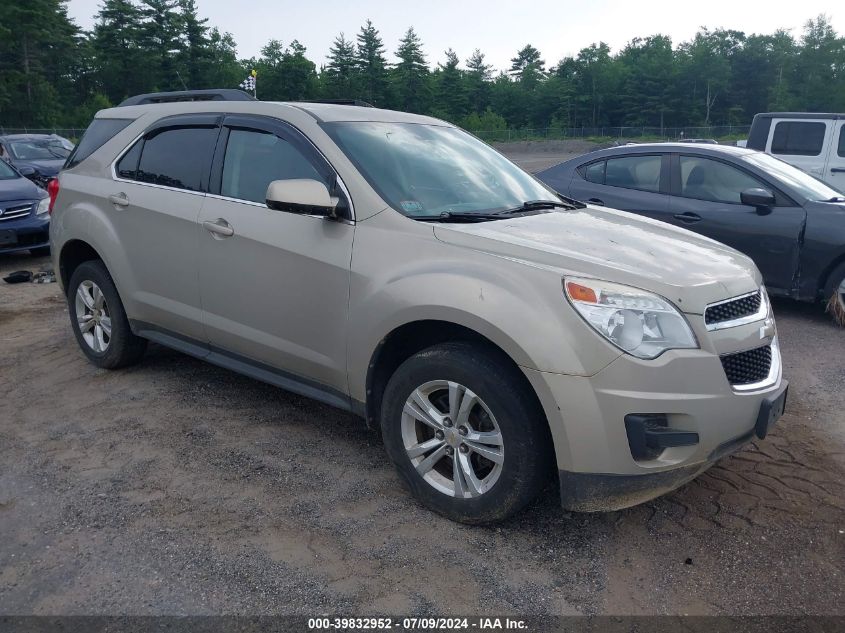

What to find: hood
left=11, top=158, right=64, bottom=177
left=0, top=175, right=43, bottom=202
left=433, top=206, right=761, bottom=315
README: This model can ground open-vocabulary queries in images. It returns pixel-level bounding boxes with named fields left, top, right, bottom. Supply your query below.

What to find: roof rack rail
left=297, top=99, right=374, bottom=108
left=118, top=89, right=256, bottom=107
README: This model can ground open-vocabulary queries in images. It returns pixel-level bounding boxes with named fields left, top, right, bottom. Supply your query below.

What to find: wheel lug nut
left=458, top=426, right=468, bottom=436
left=443, top=418, right=452, bottom=427
left=435, top=430, right=444, bottom=440
left=445, top=446, right=454, bottom=456
left=459, top=444, right=469, bottom=454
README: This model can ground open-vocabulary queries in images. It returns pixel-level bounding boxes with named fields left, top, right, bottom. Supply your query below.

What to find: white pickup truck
left=747, top=112, right=845, bottom=191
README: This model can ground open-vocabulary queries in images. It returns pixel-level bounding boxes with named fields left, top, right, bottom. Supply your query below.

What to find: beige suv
left=50, top=90, right=788, bottom=523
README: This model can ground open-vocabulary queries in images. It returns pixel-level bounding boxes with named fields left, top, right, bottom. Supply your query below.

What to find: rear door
left=826, top=120, right=845, bottom=192
left=667, top=153, right=805, bottom=293
left=766, top=119, right=832, bottom=179
left=197, top=115, right=354, bottom=394
left=110, top=114, right=220, bottom=339
left=567, top=153, right=671, bottom=218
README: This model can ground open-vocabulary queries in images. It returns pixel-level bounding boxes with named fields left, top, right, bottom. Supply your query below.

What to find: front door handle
left=108, top=193, right=129, bottom=208
left=202, top=219, right=234, bottom=237
left=673, top=212, right=702, bottom=223
left=832, top=167, right=845, bottom=173
left=588, top=198, right=605, bottom=206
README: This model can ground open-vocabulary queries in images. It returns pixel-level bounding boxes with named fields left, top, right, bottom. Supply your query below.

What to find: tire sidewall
left=381, top=344, right=551, bottom=524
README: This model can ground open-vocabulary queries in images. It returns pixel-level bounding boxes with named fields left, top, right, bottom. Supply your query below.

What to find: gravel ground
left=0, top=149, right=843, bottom=616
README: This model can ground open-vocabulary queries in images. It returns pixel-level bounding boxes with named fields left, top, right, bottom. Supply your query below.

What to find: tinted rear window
left=605, top=155, right=661, bottom=192
left=839, top=127, right=845, bottom=158
left=771, top=121, right=826, bottom=156
left=65, top=118, right=133, bottom=169
left=134, top=126, right=218, bottom=191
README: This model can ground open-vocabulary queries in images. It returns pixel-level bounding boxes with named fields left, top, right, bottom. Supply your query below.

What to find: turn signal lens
left=565, top=281, right=597, bottom=303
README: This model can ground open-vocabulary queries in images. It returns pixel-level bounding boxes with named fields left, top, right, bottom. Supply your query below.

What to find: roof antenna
left=176, top=70, right=188, bottom=91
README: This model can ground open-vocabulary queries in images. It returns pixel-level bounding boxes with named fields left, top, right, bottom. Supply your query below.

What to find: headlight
left=564, top=277, right=698, bottom=359
left=35, top=197, right=50, bottom=216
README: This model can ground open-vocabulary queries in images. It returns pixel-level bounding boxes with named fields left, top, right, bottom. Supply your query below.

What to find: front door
left=668, top=154, right=805, bottom=293
left=197, top=115, right=354, bottom=394
left=826, top=120, right=845, bottom=192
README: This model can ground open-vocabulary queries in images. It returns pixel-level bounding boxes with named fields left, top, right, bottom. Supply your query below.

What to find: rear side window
left=221, top=128, right=324, bottom=203
left=125, top=126, right=218, bottom=192
left=65, top=118, right=133, bottom=169
left=771, top=121, right=826, bottom=156
left=582, top=161, right=605, bottom=184
left=605, top=155, right=661, bottom=192
left=839, top=127, right=845, bottom=158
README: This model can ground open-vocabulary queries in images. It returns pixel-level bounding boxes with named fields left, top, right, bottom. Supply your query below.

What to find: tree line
left=1, top=0, right=844, bottom=132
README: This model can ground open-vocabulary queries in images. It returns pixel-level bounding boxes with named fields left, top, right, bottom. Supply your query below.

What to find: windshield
left=323, top=122, right=557, bottom=217
left=9, top=140, right=71, bottom=161
left=742, top=151, right=843, bottom=200
left=0, top=160, right=19, bottom=180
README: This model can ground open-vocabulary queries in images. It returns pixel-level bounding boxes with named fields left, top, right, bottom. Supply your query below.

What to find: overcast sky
left=66, top=0, right=842, bottom=72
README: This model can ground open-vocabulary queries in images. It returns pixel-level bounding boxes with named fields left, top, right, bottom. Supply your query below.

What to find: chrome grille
left=720, top=345, right=772, bottom=386
left=705, top=290, right=763, bottom=328
left=0, top=203, right=34, bottom=222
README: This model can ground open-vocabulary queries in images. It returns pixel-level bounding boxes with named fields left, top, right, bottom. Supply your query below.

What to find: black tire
left=381, top=342, right=554, bottom=524
left=67, top=260, right=147, bottom=369
left=30, top=246, right=51, bottom=257
left=824, top=262, right=845, bottom=327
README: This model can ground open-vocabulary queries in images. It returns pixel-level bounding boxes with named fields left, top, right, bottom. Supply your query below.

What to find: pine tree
left=435, top=49, right=467, bottom=122
left=355, top=20, right=389, bottom=106
left=91, top=0, right=147, bottom=103
left=465, top=49, right=492, bottom=113
left=178, top=0, right=210, bottom=89
left=139, top=0, right=183, bottom=91
left=394, top=27, right=429, bottom=112
left=509, top=44, right=546, bottom=86
left=325, top=33, right=358, bottom=99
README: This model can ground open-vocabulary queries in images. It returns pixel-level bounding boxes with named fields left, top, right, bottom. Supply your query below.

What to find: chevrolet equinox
left=50, top=89, right=788, bottom=523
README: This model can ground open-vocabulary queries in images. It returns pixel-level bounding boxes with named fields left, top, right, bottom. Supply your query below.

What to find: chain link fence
left=0, top=127, right=86, bottom=140
left=472, top=125, right=750, bottom=143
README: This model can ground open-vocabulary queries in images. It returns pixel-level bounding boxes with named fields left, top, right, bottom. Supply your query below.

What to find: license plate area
left=755, top=382, right=788, bottom=440
left=0, top=229, right=17, bottom=246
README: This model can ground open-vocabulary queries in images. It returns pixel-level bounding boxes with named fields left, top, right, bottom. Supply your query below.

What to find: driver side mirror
left=740, top=188, right=775, bottom=211
left=265, top=179, right=338, bottom=217
left=18, top=166, right=36, bottom=177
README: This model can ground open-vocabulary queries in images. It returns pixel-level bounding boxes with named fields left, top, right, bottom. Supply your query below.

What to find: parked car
left=0, top=134, right=73, bottom=189
left=51, top=90, right=787, bottom=523
left=0, top=157, right=51, bottom=256
left=537, top=143, right=845, bottom=321
left=747, top=112, right=845, bottom=190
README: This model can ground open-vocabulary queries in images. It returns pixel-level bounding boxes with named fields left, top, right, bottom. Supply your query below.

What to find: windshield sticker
left=400, top=200, right=424, bottom=213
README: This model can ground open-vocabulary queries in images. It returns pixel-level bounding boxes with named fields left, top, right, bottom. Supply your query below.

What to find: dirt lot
left=0, top=150, right=843, bottom=616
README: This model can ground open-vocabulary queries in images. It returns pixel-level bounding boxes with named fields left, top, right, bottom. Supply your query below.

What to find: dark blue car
left=0, top=158, right=51, bottom=256
left=0, top=134, right=71, bottom=189
left=537, top=143, right=845, bottom=318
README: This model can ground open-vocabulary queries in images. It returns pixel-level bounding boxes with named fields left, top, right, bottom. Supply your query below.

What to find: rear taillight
left=47, top=178, right=60, bottom=214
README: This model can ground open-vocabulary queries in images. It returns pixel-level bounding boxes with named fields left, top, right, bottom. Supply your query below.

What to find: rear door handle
left=108, top=193, right=129, bottom=208
left=588, top=198, right=605, bottom=206
left=832, top=167, right=845, bottom=173
left=673, top=212, right=702, bottom=223
left=202, top=218, right=234, bottom=237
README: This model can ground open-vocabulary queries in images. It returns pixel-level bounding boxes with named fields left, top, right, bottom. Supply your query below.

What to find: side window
left=135, top=126, right=218, bottom=191
left=582, top=161, right=605, bottom=184
left=116, top=139, right=142, bottom=180
left=679, top=156, right=765, bottom=204
left=65, top=118, right=133, bottom=170
left=771, top=121, right=826, bottom=156
left=221, top=128, right=325, bottom=203
left=605, top=155, right=661, bottom=192
left=838, top=126, right=845, bottom=158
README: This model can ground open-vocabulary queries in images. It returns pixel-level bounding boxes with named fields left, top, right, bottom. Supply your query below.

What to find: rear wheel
left=67, top=260, right=147, bottom=368
left=380, top=342, right=554, bottom=524
left=825, top=262, right=845, bottom=326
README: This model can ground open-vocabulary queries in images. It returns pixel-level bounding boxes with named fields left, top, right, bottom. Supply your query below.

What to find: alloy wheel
left=75, top=280, right=111, bottom=352
left=401, top=380, right=504, bottom=498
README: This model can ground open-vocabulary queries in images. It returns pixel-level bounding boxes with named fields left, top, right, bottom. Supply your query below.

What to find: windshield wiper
left=416, top=211, right=515, bottom=223
left=825, top=196, right=845, bottom=202
left=502, top=197, right=586, bottom=213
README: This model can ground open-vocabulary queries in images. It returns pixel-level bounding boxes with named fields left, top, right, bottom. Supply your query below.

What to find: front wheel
left=380, top=342, right=554, bottom=524
left=825, top=262, right=845, bottom=326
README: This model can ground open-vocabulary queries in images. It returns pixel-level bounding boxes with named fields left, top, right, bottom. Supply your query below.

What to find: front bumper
left=0, top=215, right=50, bottom=254
left=523, top=329, right=785, bottom=511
